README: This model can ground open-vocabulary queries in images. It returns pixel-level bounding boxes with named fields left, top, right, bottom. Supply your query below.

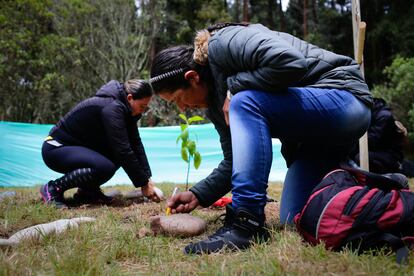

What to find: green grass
left=1, top=182, right=414, bottom=275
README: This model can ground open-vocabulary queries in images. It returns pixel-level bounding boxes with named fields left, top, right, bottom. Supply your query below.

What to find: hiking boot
left=73, top=188, right=113, bottom=204
left=209, top=204, right=236, bottom=237
left=39, top=181, right=67, bottom=209
left=184, top=206, right=269, bottom=254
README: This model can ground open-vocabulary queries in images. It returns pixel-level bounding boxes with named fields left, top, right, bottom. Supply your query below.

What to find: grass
left=1, top=182, right=414, bottom=275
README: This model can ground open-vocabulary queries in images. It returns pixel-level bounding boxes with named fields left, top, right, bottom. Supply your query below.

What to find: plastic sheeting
left=0, top=121, right=287, bottom=187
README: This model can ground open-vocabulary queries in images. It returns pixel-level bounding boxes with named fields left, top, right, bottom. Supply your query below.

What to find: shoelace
left=209, top=213, right=234, bottom=238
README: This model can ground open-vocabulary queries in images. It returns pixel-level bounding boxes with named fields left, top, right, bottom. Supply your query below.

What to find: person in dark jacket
left=40, top=79, right=161, bottom=209
left=351, top=97, right=406, bottom=174
left=150, top=23, right=372, bottom=254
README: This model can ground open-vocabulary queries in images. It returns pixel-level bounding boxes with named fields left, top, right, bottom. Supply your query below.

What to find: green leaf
left=181, top=147, right=189, bottom=162
left=179, top=113, right=188, bottom=123
left=193, top=151, right=201, bottom=169
left=181, top=140, right=187, bottom=149
left=180, top=124, right=188, bottom=132
left=188, top=115, right=204, bottom=124
left=187, top=140, right=196, bottom=155
left=181, top=128, right=189, bottom=142
left=176, top=134, right=181, bottom=144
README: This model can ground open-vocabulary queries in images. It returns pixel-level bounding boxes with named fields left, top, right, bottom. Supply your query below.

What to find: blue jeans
left=228, top=88, right=371, bottom=224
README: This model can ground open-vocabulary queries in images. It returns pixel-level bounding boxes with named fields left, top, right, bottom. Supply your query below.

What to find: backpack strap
left=345, top=231, right=409, bottom=265
left=340, top=163, right=408, bottom=190
left=379, top=233, right=409, bottom=265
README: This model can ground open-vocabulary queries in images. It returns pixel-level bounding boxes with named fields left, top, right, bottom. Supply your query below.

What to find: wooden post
left=351, top=0, right=369, bottom=171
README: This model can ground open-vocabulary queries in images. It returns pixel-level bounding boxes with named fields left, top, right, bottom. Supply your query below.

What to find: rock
left=124, top=187, right=164, bottom=200
left=153, top=187, right=164, bottom=199
left=0, top=217, right=96, bottom=247
left=124, top=190, right=143, bottom=199
left=104, top=190, right=123, bottom=198
left=150, top=214, right=207, bottom=237
left=0, top=191, right=17, bottom=202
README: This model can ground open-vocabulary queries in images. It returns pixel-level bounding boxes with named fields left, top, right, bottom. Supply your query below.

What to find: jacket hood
left=96, top=80, right=133, bottom=114
left=193, top=29, right=210, bottom=65
left=95, top=80, right=125, bottom=100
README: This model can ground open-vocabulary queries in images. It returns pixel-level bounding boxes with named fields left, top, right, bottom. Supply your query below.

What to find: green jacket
left=190, top=23, right=372, bottom=207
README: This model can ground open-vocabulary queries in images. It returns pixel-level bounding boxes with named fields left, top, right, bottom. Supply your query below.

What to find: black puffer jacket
left=49, top=80, right=151, bottom=187
left=190, top=24, right=372, bottom=207
left=207, top=24, right=371, bottom=105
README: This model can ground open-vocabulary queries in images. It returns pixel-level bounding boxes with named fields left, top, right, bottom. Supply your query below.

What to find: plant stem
left=186, top=155, right=191, bottom=191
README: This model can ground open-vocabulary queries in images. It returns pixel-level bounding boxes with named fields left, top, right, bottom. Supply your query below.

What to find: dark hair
left=150, top=45, right=210, bottom=94
left=124, top=79, right=153, bottom=100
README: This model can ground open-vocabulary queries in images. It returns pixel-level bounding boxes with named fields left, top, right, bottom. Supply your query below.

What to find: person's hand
left=222, top=96, right=231, bottom=126
left=167, top=191, right=199, bottom=214
left=141, top=179, right=161, bottom=202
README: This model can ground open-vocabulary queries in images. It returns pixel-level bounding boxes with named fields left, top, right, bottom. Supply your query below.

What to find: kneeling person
left=40, top=79, right=160, bottom=208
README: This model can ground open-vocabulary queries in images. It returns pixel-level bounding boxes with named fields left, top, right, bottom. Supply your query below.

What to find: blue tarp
left=0, top=121, right=287, bottom=187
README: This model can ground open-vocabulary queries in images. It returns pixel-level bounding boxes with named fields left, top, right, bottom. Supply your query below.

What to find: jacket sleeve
left=190, top=116, right=232, bottom=207
left=101, top=102, right=150, bottom=187
left=208, top=26, right=308, bottom=94
left=129, top=125, right=152, bottom=178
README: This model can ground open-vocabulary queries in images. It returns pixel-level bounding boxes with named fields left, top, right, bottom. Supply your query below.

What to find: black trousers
left=42, top=142, right=119, bottom=189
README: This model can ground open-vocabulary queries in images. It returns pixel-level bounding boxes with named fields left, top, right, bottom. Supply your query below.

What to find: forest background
left=1, top=0, right=413, bottom=154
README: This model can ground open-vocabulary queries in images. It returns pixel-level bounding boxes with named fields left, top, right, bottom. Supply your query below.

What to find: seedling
left=176, top=113, right=204, bottom=190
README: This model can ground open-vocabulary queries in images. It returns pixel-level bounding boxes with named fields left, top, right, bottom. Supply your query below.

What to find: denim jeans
left=228, top=88, right=371, bottom=224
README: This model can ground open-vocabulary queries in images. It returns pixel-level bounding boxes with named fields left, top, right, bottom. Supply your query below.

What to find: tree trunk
left=148, top=0, right=158, bottom=64
left=235, top=0, right=240, bottom=22
left=267, top=0, right=275, bottom=29
left=278, top=0, right=285, bottom=31
left=243, top=0, right=249, bottom=22
left=311, top=0, right=318, bottom=25
left=303, top=0, right=308, bottom=39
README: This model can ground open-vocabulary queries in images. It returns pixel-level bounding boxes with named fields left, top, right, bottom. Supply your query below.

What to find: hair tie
left=149, top=68, right=185, bottom=84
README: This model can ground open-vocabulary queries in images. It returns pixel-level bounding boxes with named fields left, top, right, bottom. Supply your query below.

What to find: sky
left=282, top=0, right=289, bottom=11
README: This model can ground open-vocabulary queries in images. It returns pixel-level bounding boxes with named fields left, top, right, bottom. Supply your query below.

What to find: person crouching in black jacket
left=40, top=79, right=160, bottom=208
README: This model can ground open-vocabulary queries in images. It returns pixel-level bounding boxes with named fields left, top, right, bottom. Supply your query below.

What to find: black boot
left=73, top=187, right=113, bottom=204
left=40, top=168, right=94, bottom=209
left=184, top=205, right=269, bottom=254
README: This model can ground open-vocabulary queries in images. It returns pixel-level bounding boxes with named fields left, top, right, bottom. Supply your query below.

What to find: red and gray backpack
left=294, top=165, right=414, bottom=264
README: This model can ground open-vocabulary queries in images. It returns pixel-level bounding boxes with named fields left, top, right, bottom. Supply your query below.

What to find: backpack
left=294, top=165, right=414, bottom=264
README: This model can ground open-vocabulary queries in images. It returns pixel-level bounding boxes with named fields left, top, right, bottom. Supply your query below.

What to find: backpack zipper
left=343, top=186, right=370, bottom=216
left=352, top=190, right=384, bottom=228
